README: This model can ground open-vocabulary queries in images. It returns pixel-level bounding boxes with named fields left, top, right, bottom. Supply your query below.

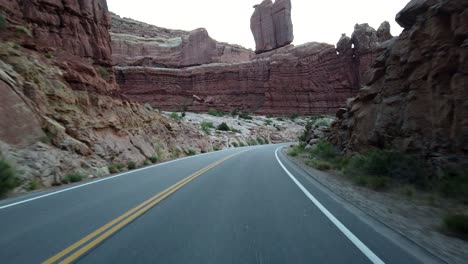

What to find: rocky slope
left=0, top=0, right=297, bottom=194
left=329, top=0, right=468, bottom=166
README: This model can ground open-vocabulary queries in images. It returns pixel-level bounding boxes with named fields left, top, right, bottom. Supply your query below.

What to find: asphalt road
left=0, top=144, right=441, bottom=264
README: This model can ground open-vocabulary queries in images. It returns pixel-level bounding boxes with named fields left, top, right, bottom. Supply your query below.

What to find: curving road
left=0, top=144, right=440, bottom=264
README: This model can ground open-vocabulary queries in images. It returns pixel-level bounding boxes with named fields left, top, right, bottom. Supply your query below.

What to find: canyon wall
left=115, top=20, right=387, bottom=115
left=330, top=0, right=468, bottom=165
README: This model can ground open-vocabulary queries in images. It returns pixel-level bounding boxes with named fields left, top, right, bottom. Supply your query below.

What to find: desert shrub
left=239, top=142, right=246, bottom=147
left=313, top=118, right=333, bottom=128
left=290, top=113, right=299, bottom=120
left=217, top=122, right=230, bottom=131
left=149, top=156, right=158, bottom=163
left=434, top=168, right=468, bottom=202
left=14, top=25, right=31, bottom=36
left=231, top=128, right=241, bottom=133
left=44, top=52, right=53, bottom=59
left=201, top=121, right=214, bottom=134
left=352, top=175, right=389, bottom=190
left=231, top=142, right=238, bottom=148
left=309, top=140, right=339, bottom=160
left=288, top=144, right=305, bottom=157
left=170, top=112, right=183, bottom=120
left=265, top=119, right=273, bottom=126
left=308, top=159, right=333, bottom=171
left=127, top=161, right=137, bottom=170
left=230, top=109, right=239, bottom=116
left=0, top=160, right=20, bottom=197
left=181, top=112, right=186, bottom=118
left=299, top=120, right=314, bottom=142
left=344, top=149, right=426, bottom=185
left=62, top=172, right=85, bottom=184
left=247, top=139, right=257, bottom=146
left=208, top=109, right=224, bottom=117
left=98, top=67, right=110, bottom=79
left=186, top=149, right=196, bottom=156
left=444, top=214, right=468, bottom=240
left=27, top=179, right=40, bottom=191
left=213, top=146, right=221, bottom=151
left=143, top=160, right=150, bottom=166
left=239, top=112, right=253, bottom=120
left=0, top=14, right=7, bottom=31
left=257, top=137, right=265, bottom=145
left=276, top=117, right=284, bottom=121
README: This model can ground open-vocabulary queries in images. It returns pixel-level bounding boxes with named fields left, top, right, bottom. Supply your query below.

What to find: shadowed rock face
left=330, top=0, right=468, bottom=164
left=251, top=0, right=294, bottom=53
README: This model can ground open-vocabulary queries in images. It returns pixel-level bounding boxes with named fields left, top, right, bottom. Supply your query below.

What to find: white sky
left=107, top=0, right=410, bottom=50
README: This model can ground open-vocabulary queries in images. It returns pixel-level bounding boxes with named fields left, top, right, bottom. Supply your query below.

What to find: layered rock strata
left=111, top=14, right=253, bottom=67
left=330, top=0, right=468, bottom=164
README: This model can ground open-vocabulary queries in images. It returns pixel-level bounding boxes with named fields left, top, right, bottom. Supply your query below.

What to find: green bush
left=231, top=142, right=238, bottom=148
left=62, top=172, right=85, bottom=184
left=149, top=156, right=158, bottom=163
left=309, top=140, right=339, bottom=160
left=186, top=149, right=196, bottom=156
left=98, top=67, right=110, bottom=79
left=308, top=159, right=333, bottom=171
left=434, top=167, right=468, bottom=202
left=201, top=121, right=214, bottom=134
left=239, top=142, right=246, bottom=147
left=247, top=139, right=257, bottom=146
left=288, top=144, right=305, bottom=157
left=290, top=113, right=299, bottom=120
left=27, top=179, right=40, bottom=191
left=257, top=137, right=265, bottom=145
left=44, top=52, right=53, bottom=59
left=217, top=122, right=230, bottom=131
left=231, top=128, right=241, bottom=133
left=127, top=161, right=137, bottom=170
left=265, top=119, right=273, bottom=126
left=352, top=175, right=389, bottom=191
left=213, top=146, right=221, bottom=151
left=344, top=149, right=426, bottom=185
left=143, top=160, right=151, bottom=166
left=239, top=112, right=253, bottom=120
left=208, top=109, right=224, bottom=117
left=444, top=214, right=468, bottom=240
left=169, top=112, right=182, bottom=120
left=0, top=160, right=20, bottom=197
left=276, top=117, right=284, bottom=121
left=0, top=14, right=7, bottom=31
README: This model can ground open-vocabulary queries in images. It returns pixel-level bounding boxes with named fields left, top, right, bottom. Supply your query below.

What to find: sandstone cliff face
left=0, top=0, right=118, bottom=93
left=117, top=42, right=360, bottom=115
left=110, top=14, right=253, bottom=67
left=250, top=0, right=294, bottom=53
left=330, top=0, right=468, bottom=164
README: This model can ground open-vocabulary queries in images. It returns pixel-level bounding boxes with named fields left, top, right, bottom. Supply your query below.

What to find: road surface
left=0, top=144, right=440, bottom=263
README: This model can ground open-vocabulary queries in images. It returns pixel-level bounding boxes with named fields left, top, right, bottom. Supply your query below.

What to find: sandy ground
left=284, top=148, right=468, bottom=264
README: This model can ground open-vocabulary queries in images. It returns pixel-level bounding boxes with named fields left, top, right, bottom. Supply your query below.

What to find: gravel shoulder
left=283, top=148, right=468, bottom=264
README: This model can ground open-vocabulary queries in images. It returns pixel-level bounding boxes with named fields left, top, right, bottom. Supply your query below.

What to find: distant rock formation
left=110, top=13, right=253, bottom=67
left=330, top=0, right=468, bottom=165
left=251, top=0, right=294, bottom=53
left=377, top=21, right=393, bottom=42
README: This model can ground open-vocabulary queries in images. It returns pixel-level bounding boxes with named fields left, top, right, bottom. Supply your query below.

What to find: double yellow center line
left=43, top=151, right=243, bottom=264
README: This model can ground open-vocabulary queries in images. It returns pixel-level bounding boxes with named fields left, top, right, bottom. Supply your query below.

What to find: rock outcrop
left=117, top=42, right=360, bottom=115
left=110, top=14, right=253, bottom=67
left=251, top=0, right=294, bottom=53
left=0, top=0, right=118, bottom=93
left=330, top=0, right=468, bottom=165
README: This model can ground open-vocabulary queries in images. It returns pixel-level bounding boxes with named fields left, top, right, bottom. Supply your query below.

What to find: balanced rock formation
left=330, top=0, right=468, bottom=164
left=111, top=14, right=253, bottom=67
left=251, top=0, right=294, bottom=53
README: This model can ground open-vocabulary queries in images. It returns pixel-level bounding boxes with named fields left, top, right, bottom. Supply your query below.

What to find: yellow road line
left=43, top=151, right=242, bottom=264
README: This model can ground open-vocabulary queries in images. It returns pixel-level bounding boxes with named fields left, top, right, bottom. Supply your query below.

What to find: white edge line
left=0, top=146, right=252, bottom=210
left=274, top=147, right=385, bottom=264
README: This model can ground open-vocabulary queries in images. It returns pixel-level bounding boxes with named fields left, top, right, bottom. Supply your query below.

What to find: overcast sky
left=107, top=0, right=410, bottom=50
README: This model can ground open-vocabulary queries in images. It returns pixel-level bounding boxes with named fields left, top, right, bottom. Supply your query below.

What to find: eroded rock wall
left=110, top=13, right=254, bottom=67
left=330, top=0, right=468, bottom=163
left=117, top=42, right=360, bottom=115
